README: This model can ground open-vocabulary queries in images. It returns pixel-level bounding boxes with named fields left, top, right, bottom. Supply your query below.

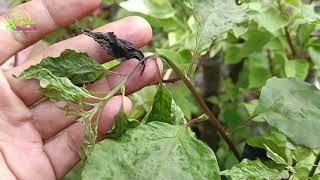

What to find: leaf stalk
left=186, top=114, right=209, bottom=127
left=285, top=27, right=297, bottom=58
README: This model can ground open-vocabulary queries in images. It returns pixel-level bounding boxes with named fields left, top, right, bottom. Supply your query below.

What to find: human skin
left=0, top=0, right=162, bottom=179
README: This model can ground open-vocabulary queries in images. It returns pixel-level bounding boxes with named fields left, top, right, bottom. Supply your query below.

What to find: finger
left=0, top=70, right=52, bottom=179
left=31, top=57, right=162, bottom=140
left=0, top=0, right=101, bottom=64
left=0, top=69, right=31, bottom=123
left=0, top=152, right=16, bottom=180
left=105, top=57, right=163, bottom=95
left=5, top=16, right=153, bottom=106
left=44, top=96, right=132, bottom=179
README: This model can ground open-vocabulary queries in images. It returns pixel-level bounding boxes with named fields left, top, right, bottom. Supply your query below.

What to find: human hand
left=0, top=0, right=161, bottom=179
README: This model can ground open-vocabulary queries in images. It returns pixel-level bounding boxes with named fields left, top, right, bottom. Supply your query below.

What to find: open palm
left=0, top=0, right=161, bottom=179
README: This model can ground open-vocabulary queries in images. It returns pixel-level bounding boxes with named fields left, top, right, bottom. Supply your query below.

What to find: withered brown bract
left=82, top=29, right=147, bottom=75
left=82, top=29, right=145, bottom=61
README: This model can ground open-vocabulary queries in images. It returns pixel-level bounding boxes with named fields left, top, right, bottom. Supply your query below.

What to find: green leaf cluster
left=18, top=49, right=113, bottom=158
left=19, top=49, right=106, bottom=104
left=14, top=0, right=320, bottom=179
left=115, top=0, right=320, bottom=179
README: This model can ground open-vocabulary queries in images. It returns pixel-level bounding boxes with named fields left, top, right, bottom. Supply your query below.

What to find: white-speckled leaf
left=197, top=0, right=247, bottom=47
left=82, top=121, right=220, bottom=180
left=255, top=77, right=320, bottom=148
left=220, top=159, right=280, bottom=179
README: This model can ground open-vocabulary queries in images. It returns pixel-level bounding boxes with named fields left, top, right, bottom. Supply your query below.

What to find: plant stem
left=102, top=55, right=155, bottom=100
left=151, top=78, right=181, bottom=85
left=187, top=40, right=200, bottom=77
left=162, top=78, right=181, bottom=83
left=267, top=49, right=273, bottom=74
left=187, top=19, right=201, bottom=78
left=309, top=152, right=320, bottom=177
left=160, top=54, right=242, bottom=161
left=186, top=114, right=209, bottom=127
left=285, top=27, right=296, bottom=58
left=229, top=114, right=258, bottom=135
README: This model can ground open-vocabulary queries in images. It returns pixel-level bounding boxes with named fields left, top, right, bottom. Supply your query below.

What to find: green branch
left=285, top=26, right=296, bottom=58
left=81, top=56, right=153, bottom=158
left=228, top=114, right=258, bottom=135
left=187, top=114, right=209, bottom=127
left=159, top=54, right=242, bottom=161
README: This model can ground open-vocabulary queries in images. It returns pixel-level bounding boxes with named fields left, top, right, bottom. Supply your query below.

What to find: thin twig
left=228, top=114, right=258, bottom=135
left=285, top=27, right=296, bottom=58
left=160, top=54, right=242, bottom=161
left=309, top=152, right=320, bottom=177
left=151, top=78, right=181, bottom=85
left=267, top=49, right=273, bottom=74
left=124, top=55, right=155, bottom=84
left=186, top=114, right=209, bottom=127
left=187, top=21, right=201, bottom=78
left=162, top=78, right=180, bottom=83
left=187, top=44, right=199, bottom=77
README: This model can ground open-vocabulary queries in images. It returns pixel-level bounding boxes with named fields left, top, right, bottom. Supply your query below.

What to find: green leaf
left=156, top=48, right=191, bottom=73
left=19, top=68, right=94, bottom=104
left=144, top=83, right=186, bottom=125
left=291, top=147, right=317, bottom=179
left=196, top=0, right=247, bottom=48
left=82, top=121, right=220, bottom=180
left=255, top=77, right=320, bottom=148
left=106, top=107, right=140, bottom=139
left=299, top=4, right=320, bottom=24
left=242, top=100, right=259, bottom=116
left=271, top=52, right=286, bottom=77
left=220, top=159, right=280, bottom=179
left=251, top=6, right=289, bottom=33
left=129, top=86, right=157, bottom=119
left=247, top=130, right=292, bottom=165
left=225, top=25, right=273, bottom=65
left=284, top=59, right=309, bottom=80
left=20, top=49, right=106, bottom=86
left=184, top=0, right=197, bottom=10
left=297, top=23, right=315, bottom=46
left=311, top=174, right=320, bottom=180
left=247, top=53, right=272, bottom=89
left=225, top=45, right=242, bottom=64
left=239, top=26, right=273, bottom=56
left=308, top=46, right=320, bottom=67
left=120, top=0, right=175, bottom=19
left=284, top=0, right=301, bottom=7
left=64, top=161, right=84, bottom=180
left=170, top=84, right=200, bottom=120
left=265, top=36, right=287, bottom=51
left=293, top=146, right=312, bottom=162
left=168, top=30, right=190, bottom=47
